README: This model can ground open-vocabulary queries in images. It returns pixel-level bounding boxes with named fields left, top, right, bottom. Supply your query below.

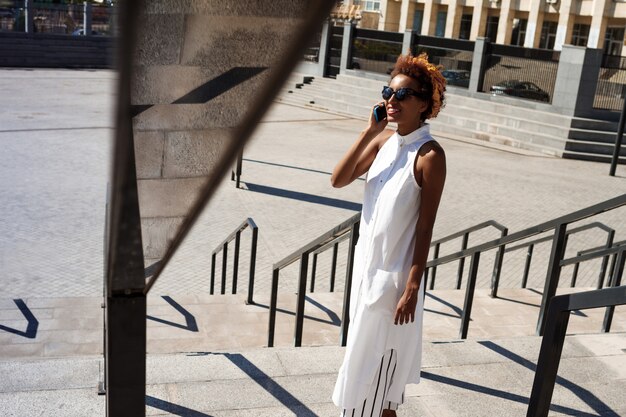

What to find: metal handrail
left=267, top=213, right=360, bottom=347
left=309, top=232, right=351, bottom=293
left=527, top=250, right=625, bottom=417
left=426, top=220, right=508, bottom=296
left=424, top=193, right=626, bottom=337
left=502, top=222, right=615, bottom=289
left=210, top=218, right=258, bottom=305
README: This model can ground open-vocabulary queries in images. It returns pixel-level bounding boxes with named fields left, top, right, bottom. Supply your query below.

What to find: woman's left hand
left=394, top=285, right=419, bottom=325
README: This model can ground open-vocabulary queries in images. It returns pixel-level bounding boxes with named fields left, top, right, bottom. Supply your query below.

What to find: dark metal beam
left=105, top=0, right=146, bottom=415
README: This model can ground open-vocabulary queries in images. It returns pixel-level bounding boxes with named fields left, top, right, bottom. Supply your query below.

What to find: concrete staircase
left=277, top=73, right=626, bottom=165
left=2, top=333, right=625, bottom=416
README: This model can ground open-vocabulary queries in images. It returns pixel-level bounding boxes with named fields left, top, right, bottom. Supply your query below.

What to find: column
left=496, top=0, right=515, bottom=45
left=469, top=0, right=488, bottom=40
left=587, top=0, right=608, bottom=49
left=340, top=21, right=355, bottom=74
left=444, top=0, right=462, bottom=39
left=84, top=2, right=92, bottom=36
left=552, top=45, right=603, bottom=117
left=318, top=20, right=332, bottom=77
left=402, top=29, right=415, bottom=55
left=421, top=1, right=436, bottom=36
left=399, top=0, right=411, bottom=32
left=554, top=0, right=574, bottom=50
left=24, top=0, right=34, bottom=33
left=524, top=0, right=543, bottom=48
left=469, top=37, right=489, bottom=93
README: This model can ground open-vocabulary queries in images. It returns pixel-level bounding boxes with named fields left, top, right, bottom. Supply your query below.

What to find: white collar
left=396, top=123, right=430, bottom=147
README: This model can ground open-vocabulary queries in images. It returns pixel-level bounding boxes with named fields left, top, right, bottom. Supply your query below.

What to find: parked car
left=71, top=28, right=103, bottom=36
left=442, top=69, right=470, bottom=88
left=490, top=80, right=550, bottom=102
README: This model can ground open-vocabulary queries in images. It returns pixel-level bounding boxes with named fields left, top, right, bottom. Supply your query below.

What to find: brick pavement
left=0, top=69, right=625, bottom=301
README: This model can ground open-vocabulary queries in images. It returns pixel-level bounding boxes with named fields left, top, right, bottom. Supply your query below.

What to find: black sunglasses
left=381, top=86, right=426, bottom=101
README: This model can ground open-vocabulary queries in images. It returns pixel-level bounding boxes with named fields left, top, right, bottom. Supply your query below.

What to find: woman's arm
left=394, top=143, right=447, bottom=325
left=330, top=103, right=393, bottom=188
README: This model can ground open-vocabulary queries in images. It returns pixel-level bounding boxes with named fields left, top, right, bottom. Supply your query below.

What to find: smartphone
left=373, top=105, right=387, bottom=122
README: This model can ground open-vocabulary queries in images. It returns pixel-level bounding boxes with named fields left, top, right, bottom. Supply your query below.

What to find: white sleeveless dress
left=333, top=124, right=435, bottom=409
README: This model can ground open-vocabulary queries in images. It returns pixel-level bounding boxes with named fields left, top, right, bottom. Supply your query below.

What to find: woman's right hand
left=367, top=101, right=388, bottom=136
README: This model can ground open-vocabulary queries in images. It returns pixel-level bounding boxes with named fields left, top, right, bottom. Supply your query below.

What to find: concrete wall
left=0, top=32, right=114, bottom=68
left=131, top=1, right=309, bottom=262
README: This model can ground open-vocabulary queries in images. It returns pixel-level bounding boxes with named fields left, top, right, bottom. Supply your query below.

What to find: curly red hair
left=390, top=52, right=446, bottom=121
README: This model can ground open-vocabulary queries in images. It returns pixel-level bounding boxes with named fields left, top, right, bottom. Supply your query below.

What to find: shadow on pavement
left=0, top=299, right=38, bottom=339
left=146, top=395, right=213, bottom=416
left=245, top=182, right=362, bottom=211
left=147, top=296, right=199, bottom=332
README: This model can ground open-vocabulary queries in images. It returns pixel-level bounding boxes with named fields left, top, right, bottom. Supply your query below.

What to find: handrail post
left=602, top=249, right=625, bottom=332
left=330, top=242, right=338, bottom=292
left=232, top=231, right=241, bottom=294
left=521, top=244, right=534, bottom=288
left=459, top=252, right=480, bottom=339
left=246, top=225, right=258, bottom=305
left=570, top=259, right=580, bottom=288
left=267, top=268, right=279, bottom=347
left=526, top=298, right=570, bottom=417
left=340, top=222, right=359, bottom=346
left=294, top=252, right=310, bottom=347
left=490, top=228, right=508, bottom=298
left=536, top=223, right=568, bottom=336
left=456, top=232, right=469, bottom=289
left=310, top=253, right=318, bottom=293
left=210, top=253, right=216, bottom=295
left=597, top=230, right=615, bottom=289
left=429, top=243, right=440, bottom=290
left=221, top=242, right=228, bottom=295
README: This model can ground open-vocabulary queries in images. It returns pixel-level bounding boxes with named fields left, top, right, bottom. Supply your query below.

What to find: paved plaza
left=0, top=69, right=625, bottom=416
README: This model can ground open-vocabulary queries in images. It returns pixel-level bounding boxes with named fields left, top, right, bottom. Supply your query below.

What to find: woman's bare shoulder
left=375, top=128, right=396, bottom=150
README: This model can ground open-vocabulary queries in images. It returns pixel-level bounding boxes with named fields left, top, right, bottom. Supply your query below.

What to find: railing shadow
left=245, top=182, right=362, bottom=211
left=243, top=158, right=365, bottom=182
left=0, top=299, right=38, bottom=339
left=478, top=340, right=619, bottom=416
left=146, top=395, right=213, bottom=417
left=147, top=296, right=198, bottom=332
left=186, top=352, right=318, bottom=417
left=425, top=292, right=463, bottom=318
left=254, top=297, right=340, bottom=327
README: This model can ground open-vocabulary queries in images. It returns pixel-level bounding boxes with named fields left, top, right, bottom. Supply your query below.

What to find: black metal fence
left=0, top=1, right=114, bottom=35
left=325, top=24, right=344, bottom=78
left=481, top=44, right=560, bottom=103
left=351, top=28, right=403, bottom=75
left=412, top=35, right=474, bottom=89
left=593, top=54, right=626, bottom=111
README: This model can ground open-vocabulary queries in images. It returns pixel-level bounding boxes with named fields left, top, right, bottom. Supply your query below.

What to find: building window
left=413, top=10, right=423, bottom=32
left=353, top=0, right=380, bottom=11
left=539, top=21, right=557, bottom=49
left=435, top=11, right=447, bottom=37
left=510, top=18, right=527, bottom=46
left=604, top=27, right=625, bottom=56
left=571, top=24, right=590, bottom=47
left=459, top=14, right=472, bottom=40
left=485, top=16, right=499, bottom=42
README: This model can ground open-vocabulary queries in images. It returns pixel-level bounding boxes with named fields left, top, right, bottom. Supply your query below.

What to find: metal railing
left=502, top=222, right=615, bottom=289
left=426, top=220, right=508, bottom=297
left=527, top=265, right=625, bottom=417
left=424, top=194, right=626, bottom=339
left=267, top=212, right=360, bottom=347
left=210, top=218, right=258, bottom=305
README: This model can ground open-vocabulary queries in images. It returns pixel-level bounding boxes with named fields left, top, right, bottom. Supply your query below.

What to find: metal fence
left=412, top=35, right=474, bottom=89
left=326, top=24, right=343, bottom=78
left=350, top=28, right=403, bottom=75
left=0, top=1, right=114, bottom=35
left=593, top=54, right=626, bottom=111
left=482, top=44, right=560, bottom=103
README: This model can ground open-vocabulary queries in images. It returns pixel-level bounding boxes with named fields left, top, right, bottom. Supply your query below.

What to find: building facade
left=343, top=0, right=626, bottom=56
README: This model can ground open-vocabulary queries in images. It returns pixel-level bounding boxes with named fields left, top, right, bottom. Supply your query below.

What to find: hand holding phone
left=373, top=104, right=387, bottom=122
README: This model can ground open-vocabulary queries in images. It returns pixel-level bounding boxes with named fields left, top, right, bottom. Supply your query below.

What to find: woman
left=330, top=53, right=447, bottom=417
